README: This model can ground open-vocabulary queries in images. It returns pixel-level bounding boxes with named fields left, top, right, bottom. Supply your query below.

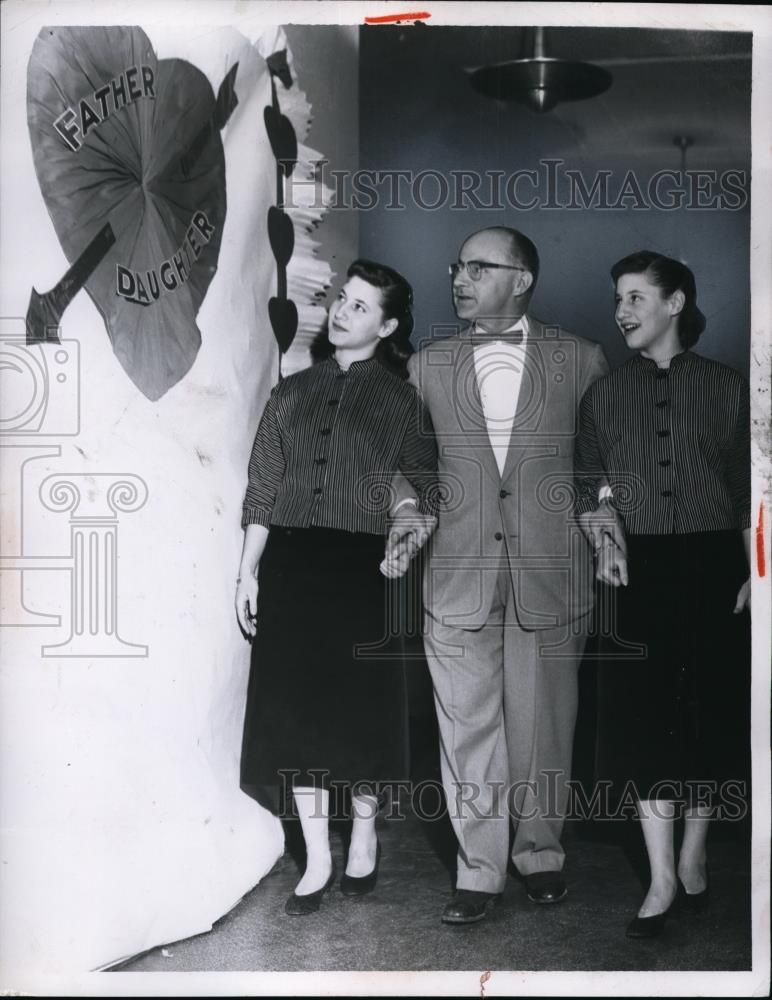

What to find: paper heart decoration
left=265, top=49, right=293, bottom=91
left=263, top=104, right=297, bottom=178
left=268, top=296, right=298, bottom=354
left=27, top=26, right=237, bottom=401
left=267, top=206, right=294, bottom=268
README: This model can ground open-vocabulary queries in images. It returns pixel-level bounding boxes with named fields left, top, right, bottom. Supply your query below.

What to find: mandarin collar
left=327, top=355, right=380, bottom=377
left=633, top=350, right=695, bottom=375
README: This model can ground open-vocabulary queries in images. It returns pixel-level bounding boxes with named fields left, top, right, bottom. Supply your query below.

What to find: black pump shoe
left=678, top=869, right=710, bottom=913
left=341, top=840, right=381, bottom=897
left=626, top=897, right=677, bottom=939
left=285, top=862, right=336, bottom=916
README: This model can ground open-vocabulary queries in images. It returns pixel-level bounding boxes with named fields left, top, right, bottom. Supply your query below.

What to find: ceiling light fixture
left=468, top=27, right=613, bottom=114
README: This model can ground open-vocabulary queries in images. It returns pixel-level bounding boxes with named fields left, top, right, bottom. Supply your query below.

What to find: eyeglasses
left=449, top=260, right=526, bottom=282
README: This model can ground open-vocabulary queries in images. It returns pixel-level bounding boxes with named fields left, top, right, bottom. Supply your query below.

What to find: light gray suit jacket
left=408, top=316, right=608, bottom=631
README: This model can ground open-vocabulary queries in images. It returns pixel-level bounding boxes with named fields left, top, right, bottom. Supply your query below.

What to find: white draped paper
left=0, top=14, right=335, bottom=975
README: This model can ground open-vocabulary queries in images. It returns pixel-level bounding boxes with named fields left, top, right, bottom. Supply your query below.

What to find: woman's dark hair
left=610, top=250, right=706, bottom=348
left=311, top=258, right=415, bottom=378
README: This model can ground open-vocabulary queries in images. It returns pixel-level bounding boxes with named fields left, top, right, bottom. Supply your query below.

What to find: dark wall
left=358, top=26, right=751, bottom=375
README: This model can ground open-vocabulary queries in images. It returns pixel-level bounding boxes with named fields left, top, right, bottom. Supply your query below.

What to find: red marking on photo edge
left=364, top=11, right=431, bottom=24
left=756, top=501, right=766, bottom=578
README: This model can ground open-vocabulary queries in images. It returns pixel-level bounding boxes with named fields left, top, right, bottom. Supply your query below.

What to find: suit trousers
left=423, top=566, right=588, bottom=893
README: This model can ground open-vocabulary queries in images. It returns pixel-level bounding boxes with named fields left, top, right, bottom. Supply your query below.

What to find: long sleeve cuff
left=241, top=506, right=271, bottom=529
left=415, top=478, right=440, bottom=518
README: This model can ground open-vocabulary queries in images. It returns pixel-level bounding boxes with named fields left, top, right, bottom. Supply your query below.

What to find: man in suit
left=386, top=226, right=613, bottom=924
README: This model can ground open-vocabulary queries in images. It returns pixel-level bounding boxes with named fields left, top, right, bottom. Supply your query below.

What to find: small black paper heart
left=268, top=296, right=298, bottom=353
left=263, top=105, right=297, bottom=177
left=268, top=206, right=294, bottom=267
left=266, top=49, right=293, bottom=90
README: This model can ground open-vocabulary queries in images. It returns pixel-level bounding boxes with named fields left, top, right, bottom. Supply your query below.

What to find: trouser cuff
left=456, top=873, right=507, bottom=894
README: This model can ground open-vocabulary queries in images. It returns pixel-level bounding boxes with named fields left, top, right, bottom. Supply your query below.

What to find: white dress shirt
left=472, top=318, right=528, bottom=477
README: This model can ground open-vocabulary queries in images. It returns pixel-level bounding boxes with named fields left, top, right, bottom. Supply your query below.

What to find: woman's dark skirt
left=240, top=525, right=408, bottom=808
left=594, top=530, right=750, bottom=808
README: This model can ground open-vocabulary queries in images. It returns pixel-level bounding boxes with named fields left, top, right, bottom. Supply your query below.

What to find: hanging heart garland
left=264, top=51, right=298, bottom=366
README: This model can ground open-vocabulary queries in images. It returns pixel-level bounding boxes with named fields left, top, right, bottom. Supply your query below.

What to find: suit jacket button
left=494, top=531, right=503, bottom=541
left=499, top=490, right=508, bottom=499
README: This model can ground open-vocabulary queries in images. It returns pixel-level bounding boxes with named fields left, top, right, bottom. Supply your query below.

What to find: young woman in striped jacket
left=575, top=251, right=751, bottom=939
left=235, top=260, right=437, bottom=916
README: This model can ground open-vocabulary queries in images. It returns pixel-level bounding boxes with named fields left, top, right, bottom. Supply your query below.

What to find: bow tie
left=471, top=325, right=524, bottom=344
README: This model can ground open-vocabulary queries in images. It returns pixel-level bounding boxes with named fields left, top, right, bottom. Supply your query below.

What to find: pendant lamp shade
left=469, top=28, right=613, bottom=114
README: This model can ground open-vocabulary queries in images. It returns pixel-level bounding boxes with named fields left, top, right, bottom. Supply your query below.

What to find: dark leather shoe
left=678, top=869, right=710, bottom=913
left=284, top=862, right=336, bottom=916
left=626, top=898, right=676, bottom=939
left=524, top=872, right=567, bottom=904
left=341, top=840, right=381, bottom=897
left=441, top=889, right=501, bottom=925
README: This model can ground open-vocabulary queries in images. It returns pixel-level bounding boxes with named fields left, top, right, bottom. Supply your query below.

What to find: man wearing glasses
left=387, top=226, right=613, bottom=924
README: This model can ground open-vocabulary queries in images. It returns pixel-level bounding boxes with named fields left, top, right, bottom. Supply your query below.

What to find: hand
left=235, top=575, right=258, bottom=637
left=380, top=509, right=437, bottom=579
left=578, top=500, right=627, bottom=560
left=733, top=577, right=751, bottom=614
left=595, top=533, right=629, bottom=587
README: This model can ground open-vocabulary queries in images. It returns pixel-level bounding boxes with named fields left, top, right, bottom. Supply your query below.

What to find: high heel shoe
left=341, top=840, right=381, bottom=897
left=284, top=861, right=336, bottom=916
left=625, top=895, right=677, bottom=939
left=678, top=867, right=710, bottom=913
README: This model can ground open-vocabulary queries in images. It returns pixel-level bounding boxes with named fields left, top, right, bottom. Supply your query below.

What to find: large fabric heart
left=27, top=26, right=237, bottom=401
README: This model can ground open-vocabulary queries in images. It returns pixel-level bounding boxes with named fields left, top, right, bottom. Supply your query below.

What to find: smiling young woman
left=613, top=270, right=685, bottom=363
left=574, top=250, right=751, bottom=940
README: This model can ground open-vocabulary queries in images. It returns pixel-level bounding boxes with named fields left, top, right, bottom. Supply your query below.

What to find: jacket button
left=313, top=488, right=323, bottom=495
left=499, top=490, right=508, bottom=499
left=320, top=428, right=331, bottom=436
left=494, top=531, right=503, bottom=541
left=328, top=399, right=339, bottom=406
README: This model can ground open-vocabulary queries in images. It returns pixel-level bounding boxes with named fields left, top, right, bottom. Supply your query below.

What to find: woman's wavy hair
left=610, top=250, right=706, bottom=349
left=311, top=258, right=415, bottom=378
